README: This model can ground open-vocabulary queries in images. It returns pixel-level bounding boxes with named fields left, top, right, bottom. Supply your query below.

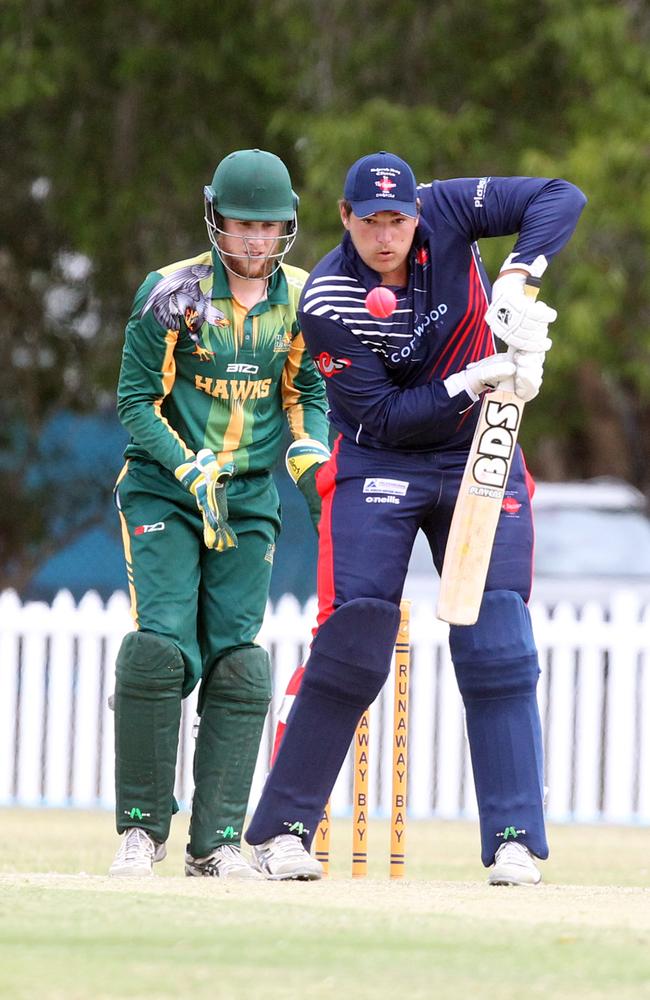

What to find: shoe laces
left=216, top=844, right=242, bottom=861
left=495, top=842, right=531, bottom=864
left=119, top=827, right=155, bottom=863
left=193, top=844, right=245, bottom=875
left=263, top=834, right=307, bottom=859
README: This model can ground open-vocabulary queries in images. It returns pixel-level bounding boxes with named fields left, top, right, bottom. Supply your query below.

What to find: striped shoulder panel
left=282, top=263, right=310, bottom=291
left=301, top=274, right=414, bottom=359
left=156, top=250, right=212, bottom=277
left=282, top=264, right=310, bottom=311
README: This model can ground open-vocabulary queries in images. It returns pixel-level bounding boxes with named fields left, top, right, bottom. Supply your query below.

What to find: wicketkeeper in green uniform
left=109, top=149, right=330, bottom=879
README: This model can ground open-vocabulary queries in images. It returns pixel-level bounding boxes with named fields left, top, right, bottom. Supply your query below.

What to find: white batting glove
left=512, top=349, right=545, bottom=402
left=485, top=272, right=556, bottom=352
left=444, top=353, right=516, bottom=401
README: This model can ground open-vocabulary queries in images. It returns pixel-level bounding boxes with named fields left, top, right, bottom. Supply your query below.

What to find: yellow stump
left=352, top=711, right=370, bottom=877
left=390, top=600, right=411, bottom=878
left=314, top=800, right=331, bottom=876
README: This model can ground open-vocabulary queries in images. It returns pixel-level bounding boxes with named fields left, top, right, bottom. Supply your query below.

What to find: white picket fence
left=1, top=588, right=649, bottom=825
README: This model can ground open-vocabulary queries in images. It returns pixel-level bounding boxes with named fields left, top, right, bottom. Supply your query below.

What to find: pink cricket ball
left=365, top=286, right=397, bottom=318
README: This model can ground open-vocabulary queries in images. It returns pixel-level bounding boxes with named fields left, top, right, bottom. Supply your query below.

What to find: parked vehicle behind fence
left=403, top=477, right=650, bottom=610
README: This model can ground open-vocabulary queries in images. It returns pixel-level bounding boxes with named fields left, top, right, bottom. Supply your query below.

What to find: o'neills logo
left=471, top=398, right=522, bottom=493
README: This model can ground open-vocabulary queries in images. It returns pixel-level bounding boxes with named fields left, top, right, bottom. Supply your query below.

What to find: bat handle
left=503, top=275, right=542, bottom=388
left=524, top=275, right=541, bottom=300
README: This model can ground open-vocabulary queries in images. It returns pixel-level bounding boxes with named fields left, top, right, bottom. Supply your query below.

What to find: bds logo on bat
left=471, top=397, right=522, bottom=492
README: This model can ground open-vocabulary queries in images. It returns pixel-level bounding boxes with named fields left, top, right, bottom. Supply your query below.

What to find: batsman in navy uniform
left=246, top=151, right=586, bottom=883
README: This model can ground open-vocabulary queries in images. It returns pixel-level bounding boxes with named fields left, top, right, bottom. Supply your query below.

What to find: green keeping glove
left=285, top=438, right=331, bottom=532
left=175, top=449, right=238, bottom=552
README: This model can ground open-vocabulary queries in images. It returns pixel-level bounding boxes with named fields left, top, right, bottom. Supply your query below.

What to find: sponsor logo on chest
left=226, top=363, right=260, bottom=375
left=195, top=375, right=272, bottom=400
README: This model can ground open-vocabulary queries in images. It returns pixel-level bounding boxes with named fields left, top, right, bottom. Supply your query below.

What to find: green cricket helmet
left=204, top=149, right=299, bottom=278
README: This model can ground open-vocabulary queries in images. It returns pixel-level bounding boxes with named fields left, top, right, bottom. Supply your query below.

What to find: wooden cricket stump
left=389, top=600, right=411, bottom=878
left=314, top=800, right=331, bottom=876
left=313, top=600, right=411, bottom=879
left=352, top=710, right=370, bottom=877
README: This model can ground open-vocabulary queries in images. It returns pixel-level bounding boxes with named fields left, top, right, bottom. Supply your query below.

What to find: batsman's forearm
left=507, top=179, right=587, bottom=269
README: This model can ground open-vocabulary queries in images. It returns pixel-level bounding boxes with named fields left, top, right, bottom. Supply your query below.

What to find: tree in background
left=1, top=0, right=648, bottom=591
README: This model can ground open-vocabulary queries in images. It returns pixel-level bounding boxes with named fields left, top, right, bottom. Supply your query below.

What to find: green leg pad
left=189, top=646, right=271, bottom=857
left=114, top=631, right=184, bottom=843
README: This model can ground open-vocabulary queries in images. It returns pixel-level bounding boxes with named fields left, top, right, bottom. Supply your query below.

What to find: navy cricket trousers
left=314, top=434, right=535, bottom=622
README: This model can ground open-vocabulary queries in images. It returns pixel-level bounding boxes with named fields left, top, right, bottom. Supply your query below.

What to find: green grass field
left=1, top=809, right=649, bottom=999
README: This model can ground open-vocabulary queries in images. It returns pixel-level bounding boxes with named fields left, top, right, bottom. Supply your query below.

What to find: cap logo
left=369, top=166, right=401, bottom=200
left=375, top=174, right=397, bottom=195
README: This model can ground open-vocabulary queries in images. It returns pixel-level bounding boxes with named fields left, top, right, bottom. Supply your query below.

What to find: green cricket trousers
left=113, top=457, right=281, bottom=851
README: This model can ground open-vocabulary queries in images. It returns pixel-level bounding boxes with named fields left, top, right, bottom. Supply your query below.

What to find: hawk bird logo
left=141, top=264, right=229, bottom=361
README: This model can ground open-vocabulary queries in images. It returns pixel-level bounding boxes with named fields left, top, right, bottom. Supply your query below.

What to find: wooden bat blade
left=437, top=388, right=525, bottom=625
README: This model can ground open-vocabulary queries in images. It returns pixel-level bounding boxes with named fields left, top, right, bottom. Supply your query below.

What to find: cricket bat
left=436, top=276, right=541, bottom=626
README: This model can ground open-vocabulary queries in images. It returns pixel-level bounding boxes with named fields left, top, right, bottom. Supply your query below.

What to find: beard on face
left=227, top=255, right=274, bottom=279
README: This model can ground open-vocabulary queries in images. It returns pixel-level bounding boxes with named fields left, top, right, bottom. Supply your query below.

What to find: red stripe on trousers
left=523, top=452, right=536, bottom=598
left=270, top=437, right=343, bottom=762
left=315, top=435, right=341, bottom=629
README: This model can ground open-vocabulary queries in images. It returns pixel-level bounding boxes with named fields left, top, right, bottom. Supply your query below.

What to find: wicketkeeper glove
left=444, top=353, right=516, bottom=401
left=174, top=449, right=237, bottom=552
left=285, top=438, right=331, bottom=532
left=485, top=272, right=556, bottom=353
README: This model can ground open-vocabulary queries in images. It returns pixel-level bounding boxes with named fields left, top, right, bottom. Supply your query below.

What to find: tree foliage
left=1, top=0, right=649, bottom=588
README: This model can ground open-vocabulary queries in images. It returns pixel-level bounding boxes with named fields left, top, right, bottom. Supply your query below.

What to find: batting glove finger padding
left=512, top=349, right=546, bottom=403
left=445, top=353, right=516, bottom=401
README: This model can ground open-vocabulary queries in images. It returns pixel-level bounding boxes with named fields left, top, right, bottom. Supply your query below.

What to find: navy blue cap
left=343, top=151, right=418, bottom=218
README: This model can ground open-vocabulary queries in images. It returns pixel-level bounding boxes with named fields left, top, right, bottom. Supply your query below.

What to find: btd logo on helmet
left=470, top=398, right=521, bottom=497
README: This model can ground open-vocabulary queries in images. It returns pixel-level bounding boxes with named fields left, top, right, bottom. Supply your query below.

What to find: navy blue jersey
left=299, top=175, right=586, bottom=452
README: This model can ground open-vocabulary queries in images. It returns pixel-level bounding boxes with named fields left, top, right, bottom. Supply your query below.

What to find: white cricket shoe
left=488, top=842, right=542, bottom=886
left=251, top=834, right=323, bottom=881
left=185, top=844, right=264, bottom=880
left=109, top=827, right=167, bottom=877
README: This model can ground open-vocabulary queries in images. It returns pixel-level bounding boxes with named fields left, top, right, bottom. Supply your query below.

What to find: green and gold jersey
left=117, top=249, right=329, bottom=475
